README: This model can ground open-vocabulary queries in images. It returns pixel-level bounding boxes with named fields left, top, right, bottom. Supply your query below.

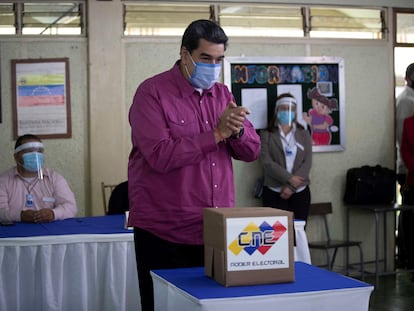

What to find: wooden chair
left=101, top=182, right=117, bottom=214
left=308, top=202, right=364, bottom=279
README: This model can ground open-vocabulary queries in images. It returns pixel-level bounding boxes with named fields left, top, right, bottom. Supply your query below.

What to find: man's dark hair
left=181, top=19, right=228, bottom=53
left=15, top=134, right=42, bottom=150
left=406, top=63, right=414, bottom=80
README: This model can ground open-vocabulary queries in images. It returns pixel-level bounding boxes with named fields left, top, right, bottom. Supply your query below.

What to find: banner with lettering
left=224, top=57, right=345, bottom=152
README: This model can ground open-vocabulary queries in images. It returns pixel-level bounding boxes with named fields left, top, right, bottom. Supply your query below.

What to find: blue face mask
left=277, top=111, right=296, bottom=125
left=188, top=54, right=222, bottom=90
left=22, top=152, right=44, bottom=172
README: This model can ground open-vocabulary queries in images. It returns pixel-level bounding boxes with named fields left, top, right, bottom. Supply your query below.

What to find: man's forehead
left=196, top=39, right=224, bottom=53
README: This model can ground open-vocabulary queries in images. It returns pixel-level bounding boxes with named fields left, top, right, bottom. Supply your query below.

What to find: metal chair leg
left=331, top=248, right=339, bottom=270
left=358, top=245, right=364, bottom=280
left=326, top=250, right=333, bottom=270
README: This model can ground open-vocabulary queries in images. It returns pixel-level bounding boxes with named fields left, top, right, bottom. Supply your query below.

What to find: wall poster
left=224, top=57, right=345, bottom=152
left=11, top=58, right=71, bottom=139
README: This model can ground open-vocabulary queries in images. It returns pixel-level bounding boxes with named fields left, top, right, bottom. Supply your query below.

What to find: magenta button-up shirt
left=128, top=61, right=260, bottom=244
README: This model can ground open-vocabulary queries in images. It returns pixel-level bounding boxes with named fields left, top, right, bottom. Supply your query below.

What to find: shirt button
left=214, top=184, right=218, bottom=188
left=212, top=162, right=216, bottom=166
left=205, top=120, right=209, bottom=124
left=181, top=120, right=185, bottom=124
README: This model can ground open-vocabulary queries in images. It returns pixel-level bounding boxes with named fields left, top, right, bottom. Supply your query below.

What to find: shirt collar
left=278, top=123, right=297, bottom=136
left=13, top=166, right=49, bottom=178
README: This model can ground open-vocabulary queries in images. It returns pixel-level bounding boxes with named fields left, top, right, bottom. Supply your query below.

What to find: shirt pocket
left=166, top=111, right=199, bottom=138
left=42, top=197, right=56, bottom=209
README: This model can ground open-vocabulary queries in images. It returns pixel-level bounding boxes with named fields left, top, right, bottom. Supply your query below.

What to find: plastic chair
left=308, top=202, right=364, bottom=279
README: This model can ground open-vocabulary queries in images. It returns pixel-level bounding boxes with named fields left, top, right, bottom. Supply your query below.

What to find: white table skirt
left=293, top=220, right=311, bottom=264
left=0, top=233, right=140, bottom=311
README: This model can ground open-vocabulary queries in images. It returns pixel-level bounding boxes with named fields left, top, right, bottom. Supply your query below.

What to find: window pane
left=219, top=5, right=303, bottom=37
left=396, top=12, right=414, bottom=44
left=124, top=3, right=210, bottom=36
left=22, top=2, right=82, bottom=35
left=0, top=3, right=16, bottom=35
left=123, top=3, right=385, bottom=40
left=310, top=7, right=383, bottom=39
left=395, top=47, right=414, bottom=95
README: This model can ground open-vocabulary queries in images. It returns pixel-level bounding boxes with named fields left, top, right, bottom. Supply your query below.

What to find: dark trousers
left=133, top=227, right=204, bottom=311
left=262, top=186, right=311, bottom=221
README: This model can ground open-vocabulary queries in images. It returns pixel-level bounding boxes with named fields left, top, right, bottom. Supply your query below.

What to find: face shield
left=275, top=97, right=297, bottom=126
left=15, top=141, right=45, bottom=179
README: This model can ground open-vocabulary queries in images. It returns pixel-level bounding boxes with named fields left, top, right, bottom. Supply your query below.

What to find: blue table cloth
left=0, top=214, right=130, bottom=238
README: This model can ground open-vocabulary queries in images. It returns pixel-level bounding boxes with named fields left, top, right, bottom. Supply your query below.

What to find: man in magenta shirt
left=0, top=134, right=77, bottom=223
left=128, top=19, right=260, bottom=311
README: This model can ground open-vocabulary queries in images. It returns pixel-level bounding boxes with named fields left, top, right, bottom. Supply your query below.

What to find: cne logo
left=228, top=220, right=287, bottom=256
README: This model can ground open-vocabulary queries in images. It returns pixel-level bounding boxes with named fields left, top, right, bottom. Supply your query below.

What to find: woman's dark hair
left=267, top=93, right=303, bottom=132
left=181, top=19, right=228, bottom=53
left=15, top=134, right=42, bottom=150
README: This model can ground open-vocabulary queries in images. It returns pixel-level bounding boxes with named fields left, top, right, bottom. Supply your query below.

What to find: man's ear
left=180, top=47, right=189, bottom=64
left=14, top=152, right=22, bottom=165
left=13, top=153, right=22, bottom=166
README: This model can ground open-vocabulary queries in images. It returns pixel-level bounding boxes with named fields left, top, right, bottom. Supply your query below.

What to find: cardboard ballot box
left=203, top=207, right=294, bottom=287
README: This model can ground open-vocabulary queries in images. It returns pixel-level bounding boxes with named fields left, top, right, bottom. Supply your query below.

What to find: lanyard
left=280, top=129, right=296, bottom=156
left=21, top=177, right=40, bottom=208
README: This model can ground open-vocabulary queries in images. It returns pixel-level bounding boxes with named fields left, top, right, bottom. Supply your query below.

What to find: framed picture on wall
left=224, top=56, right=345, bottom=152
left=11, top=58, right=71, bottom=139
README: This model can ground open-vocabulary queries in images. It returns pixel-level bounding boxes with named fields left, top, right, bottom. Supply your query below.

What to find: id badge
left=25, top=194, right=34, bottom=207
left=285, top=147, right=293, bottom=156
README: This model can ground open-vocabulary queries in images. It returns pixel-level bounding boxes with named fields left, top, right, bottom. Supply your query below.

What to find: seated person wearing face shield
left=260, top=93, right=313, bottom=222
left=0, top=134, right=77, bottom=224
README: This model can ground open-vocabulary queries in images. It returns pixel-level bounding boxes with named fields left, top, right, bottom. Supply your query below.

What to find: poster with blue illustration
left=12, top=58, right=71, bottom=139
left=224, top=57, right=345, bottom=152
